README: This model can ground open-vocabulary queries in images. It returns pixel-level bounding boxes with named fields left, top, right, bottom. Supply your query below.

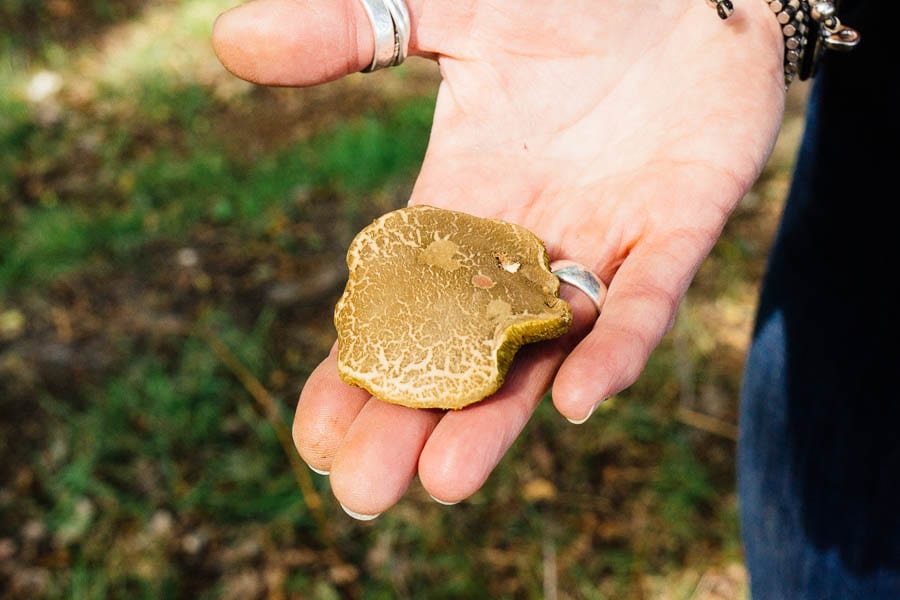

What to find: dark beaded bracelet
left=707, top=0, right=859, bottom=88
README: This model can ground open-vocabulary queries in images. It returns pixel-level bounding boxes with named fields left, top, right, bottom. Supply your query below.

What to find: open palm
left=213, top=0, right=786, bottom=517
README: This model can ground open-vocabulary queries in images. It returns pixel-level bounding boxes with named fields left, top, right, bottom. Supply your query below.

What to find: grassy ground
left=0, top=1, right=808, bottom=598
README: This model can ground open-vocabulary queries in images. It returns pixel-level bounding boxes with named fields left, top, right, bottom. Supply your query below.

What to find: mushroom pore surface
left=334, top=205, right=572, bottom=409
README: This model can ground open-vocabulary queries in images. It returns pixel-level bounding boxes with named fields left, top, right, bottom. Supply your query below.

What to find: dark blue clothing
left=739, top=1, right=900, bottom=597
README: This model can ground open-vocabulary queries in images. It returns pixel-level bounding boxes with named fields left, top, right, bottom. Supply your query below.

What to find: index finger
left=552, top=227, right=719, bottom=422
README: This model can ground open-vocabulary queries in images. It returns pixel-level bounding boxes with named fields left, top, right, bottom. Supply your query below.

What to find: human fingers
left=417, top=284, right=598, bottom=504
left=326, top=399, right=442, bottom=519
left=552, top=229, right=717, bottom=423
left=292, top=344, right=370, bottom=474
left=293, top=347, right=443, bottom=519
left=212, top=0, right=423, bottom=87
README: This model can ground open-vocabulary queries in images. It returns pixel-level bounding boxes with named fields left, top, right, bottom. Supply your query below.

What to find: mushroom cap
left=335, top=205, right=572, bottom=409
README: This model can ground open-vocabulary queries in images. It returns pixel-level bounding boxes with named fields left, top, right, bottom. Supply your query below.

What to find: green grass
left=33, top=313, right=316, bottom=598
left=0, top=95, right=432, bottom=293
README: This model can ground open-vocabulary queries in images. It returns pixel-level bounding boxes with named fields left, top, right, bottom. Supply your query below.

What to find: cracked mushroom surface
left=334, top=205, right=572, bottom=409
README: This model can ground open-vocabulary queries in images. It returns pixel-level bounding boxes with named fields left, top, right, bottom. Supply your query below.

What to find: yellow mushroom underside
left=335, top=205, right=572, bottom=409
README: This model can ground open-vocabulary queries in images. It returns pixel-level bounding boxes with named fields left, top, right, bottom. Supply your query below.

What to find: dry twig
left=198, top=328, right=336, bottom=545
left=676, top=407, right=739, bottom=441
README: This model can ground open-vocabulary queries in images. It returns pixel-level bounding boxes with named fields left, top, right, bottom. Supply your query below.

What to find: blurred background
left=0, top=1, right=809, bottom=598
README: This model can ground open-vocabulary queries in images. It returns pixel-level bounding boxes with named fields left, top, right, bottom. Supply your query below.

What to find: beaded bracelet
left=707, top=0, right=859, bottom=88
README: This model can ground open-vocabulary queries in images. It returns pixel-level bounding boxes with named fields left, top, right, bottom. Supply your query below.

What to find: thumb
left=212, top=0, right=403, bottom=87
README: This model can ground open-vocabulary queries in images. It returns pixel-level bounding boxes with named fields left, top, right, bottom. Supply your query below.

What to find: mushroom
left=334, top=205, right=572, bottom=409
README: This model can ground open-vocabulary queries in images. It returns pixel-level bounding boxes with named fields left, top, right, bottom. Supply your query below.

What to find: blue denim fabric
left=739, top=2, right=900, bottom=598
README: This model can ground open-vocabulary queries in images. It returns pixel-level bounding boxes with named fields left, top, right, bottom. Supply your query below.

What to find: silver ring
left=384, top=0, right=410, bottom=66
left=551, top=260, right=607, bottom=315
left=358, top=0, right=397, bottom=72
left=358, top=0, right=410, bottom=72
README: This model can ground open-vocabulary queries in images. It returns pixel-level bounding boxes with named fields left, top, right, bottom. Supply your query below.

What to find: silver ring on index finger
left=551, top=260, right=608, bottom=315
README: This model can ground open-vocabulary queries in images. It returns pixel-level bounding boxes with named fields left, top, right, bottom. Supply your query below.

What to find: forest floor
left=0, top=1, right=809, bottom=598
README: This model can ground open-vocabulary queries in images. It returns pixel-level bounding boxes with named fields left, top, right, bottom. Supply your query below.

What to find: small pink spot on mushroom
left=472, top=274, right=494, bottom=289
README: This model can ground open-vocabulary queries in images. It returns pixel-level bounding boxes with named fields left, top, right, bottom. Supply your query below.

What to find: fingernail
left=340, top=503, right=381, bottom=521
left=429, top=494, right=459, bottom=506
left=308, top=464, right=330, bottom=476
left=566, top=400, right=604, bottom=425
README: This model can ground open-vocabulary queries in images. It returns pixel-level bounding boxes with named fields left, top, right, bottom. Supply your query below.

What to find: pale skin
left=213, top=0, right=786, bottom=518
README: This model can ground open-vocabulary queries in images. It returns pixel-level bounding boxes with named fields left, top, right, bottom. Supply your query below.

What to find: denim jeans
left=738, top=2, right=900, bottom=598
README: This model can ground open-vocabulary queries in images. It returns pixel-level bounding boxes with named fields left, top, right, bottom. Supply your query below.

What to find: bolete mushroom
left=334, top=205, right=572, bottom=409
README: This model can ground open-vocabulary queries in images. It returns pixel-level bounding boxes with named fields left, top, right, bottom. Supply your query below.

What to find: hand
left=213, top=0, right=786, bottom=517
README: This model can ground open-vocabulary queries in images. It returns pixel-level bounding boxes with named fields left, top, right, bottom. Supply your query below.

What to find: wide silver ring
left=551, top=260, right=607, bottom=315
left=358, top=0, right=410, bottom=72
left=384, top=0, right=410, bottom=65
